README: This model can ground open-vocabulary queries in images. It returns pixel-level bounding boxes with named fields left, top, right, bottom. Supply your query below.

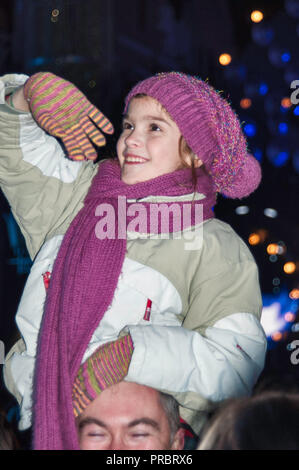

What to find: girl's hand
left=72, top=334, right=134, bottom=417
left=24, top=72, right=114, bottom=161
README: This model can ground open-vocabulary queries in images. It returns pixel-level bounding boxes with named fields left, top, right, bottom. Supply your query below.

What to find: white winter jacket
left=0, top=74, right=267, bottom=434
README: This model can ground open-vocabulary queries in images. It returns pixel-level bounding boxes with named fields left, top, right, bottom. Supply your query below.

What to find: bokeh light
left=281, top=52, right=291, bottom=63
left=251, top=10, right=264, bottom=23
left=219, top=53, right=232, bottom=66
left=266, top=144, right=290, bottom=167
left=285, top=312, right=296, bottom=322
left=253, top=148, right=263, bottom=162
left=252, top=24, right=274, bottom=46
left=285, top=0, right=299, bottom=19
left=268, top=47, right=292, bottom=67
left=261, top=290, right=299, bottom=341
left=264, top=208, right=278, bottom=218
left=240, top=98, right=252, bottom=109
left=273, top=277, right=280, bottom=286
left=293, top=150, right=299, bottom=173
left=271, top=331, right=282, bottom=341
left=281, top=97, right=292, bottom=108
left=289, top=289, right=299, bottom=300
left=243, top=123, right=256, bottom=137
left=278, top=122, right=288, bottom=135
left=249, top=233, right=260, bottom=245
left=283, top=262, right=296, bottom=274
left=259, top=83, right=268, bottom=95
left=235, top=205, right=249, bottom=215
left=267, top=243, right=279, bottom=255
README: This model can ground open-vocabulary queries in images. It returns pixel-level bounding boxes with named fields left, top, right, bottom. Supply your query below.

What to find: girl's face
left=117, top=96, right=197, bottom=184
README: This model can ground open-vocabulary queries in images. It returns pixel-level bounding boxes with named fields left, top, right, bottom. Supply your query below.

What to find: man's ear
left=170, top=427, right=185, bottom=450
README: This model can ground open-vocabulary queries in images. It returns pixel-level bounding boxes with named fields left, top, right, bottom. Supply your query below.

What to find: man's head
left=76, top=381, right=185, bottom=450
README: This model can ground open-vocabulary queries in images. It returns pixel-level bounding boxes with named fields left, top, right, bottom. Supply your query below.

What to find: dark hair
left=198, top=391, right=299, bottom=450
left=158, top=392, right=181, bottom=442
left=0, top=409, right=20, bottom=450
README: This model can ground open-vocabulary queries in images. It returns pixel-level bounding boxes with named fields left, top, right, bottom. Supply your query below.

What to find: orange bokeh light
left=251, top=10, right=264, bottom=23
left=219, top=53, right=232, bottom=66
left=285, top=312, right=296, bottom=322
left=249, top=233, right=260, bottom=245
left=240, top=98, right=252, bottom=109
left=281, top=97, right=292, bottom=108
left=271, top=331, right=282, bottom=341
left=267, top=244, right=279, bottom=255
left=284, top=262, right=296, bottom=274
left=289, top=289, right=299, bottom=300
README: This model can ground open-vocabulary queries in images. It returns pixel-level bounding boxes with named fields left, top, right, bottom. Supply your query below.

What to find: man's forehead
left=107, top=381, right=160, bottom=397
left=78, top=383, right=167, bottom=426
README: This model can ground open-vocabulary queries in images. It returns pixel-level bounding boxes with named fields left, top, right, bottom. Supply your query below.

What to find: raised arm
left=0, top=73, right=113, bottom=259
left=7, top=85, right=29, bottom=111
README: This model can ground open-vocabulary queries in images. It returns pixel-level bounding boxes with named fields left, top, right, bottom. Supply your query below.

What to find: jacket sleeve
left=0, top=74, right=98, bottom=260
left=125, top=228, right=267, bottom=420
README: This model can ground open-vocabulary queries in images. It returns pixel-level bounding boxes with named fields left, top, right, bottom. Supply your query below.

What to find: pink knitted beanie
left=125, top=72, right=261, bottom=199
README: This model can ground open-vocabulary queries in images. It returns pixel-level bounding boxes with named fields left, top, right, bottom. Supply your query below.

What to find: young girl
left=1, top=71, right=267, bottom=450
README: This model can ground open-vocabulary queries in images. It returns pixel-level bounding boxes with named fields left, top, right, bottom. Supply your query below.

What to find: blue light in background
left=238, top=65, right=247, bottom=79
left=281, top=52, right=291, bottom=62
left=2, top=213, right=32, bottom=275
left=30, top=56, right=46, bottom=66
left=293, top=150, right=299, bottom=173
left=253, top=148, right=263, bottom=161
left=259, top=83, right=268, bottom=95
left=223, top=64, right=247, bottom=82
left=280, top=105, right=289, bottom=113
left=294, top=106, right=299, bottom=116
left=252, top=25, right=274, bottom=46
left=243, top=123, right=257, bottom=137
left=278, top=122, right=288, bottom=134
left=267, top=144, right=291, bottom=167
left=261, top=289, right=299, bottom=348
left=275, top=151, right=289, bottom=166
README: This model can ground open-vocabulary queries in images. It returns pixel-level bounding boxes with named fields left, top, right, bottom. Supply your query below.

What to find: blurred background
left=1, top=0, right=299, bottom=414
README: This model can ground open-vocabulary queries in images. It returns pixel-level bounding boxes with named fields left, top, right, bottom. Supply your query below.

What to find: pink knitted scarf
left=33, top=158, right=216, bottom=450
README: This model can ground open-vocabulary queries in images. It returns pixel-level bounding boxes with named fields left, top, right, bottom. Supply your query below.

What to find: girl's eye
left=150, top=123, right=161, bottom=131
left=122, top=121, right=133, bottom=130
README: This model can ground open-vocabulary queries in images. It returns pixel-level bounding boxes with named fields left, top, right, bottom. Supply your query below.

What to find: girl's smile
left=123, top=153, right=150, bottom=164
left=117, top=96, right=185, bottom=184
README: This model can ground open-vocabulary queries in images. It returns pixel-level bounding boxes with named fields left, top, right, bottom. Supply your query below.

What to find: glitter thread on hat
left=125, top=72, right=261, bottom=199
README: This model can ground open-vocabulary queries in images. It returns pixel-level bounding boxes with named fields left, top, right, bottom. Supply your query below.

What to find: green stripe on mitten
left=24, top=72, right=114, bottom=161
left=72, top=334, right=134, bottom=417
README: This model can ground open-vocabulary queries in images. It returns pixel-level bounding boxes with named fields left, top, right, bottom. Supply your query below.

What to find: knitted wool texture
left=72, top=334, right=134, bottom=417
left=125, top=72, right=261, bottom=199
left=33, top=159, right=216, bottom=450
left=24, top=72, right=114, bottom=161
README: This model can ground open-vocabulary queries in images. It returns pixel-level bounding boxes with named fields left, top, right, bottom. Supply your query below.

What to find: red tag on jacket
left=143, top=299, right=152, bottom=321
left=42, top=271, right=51, bottom=290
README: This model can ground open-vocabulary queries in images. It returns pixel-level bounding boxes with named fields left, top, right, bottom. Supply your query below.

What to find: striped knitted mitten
left=24, top=72, right=114, bottom=161
left=72, top=334, right=134, bottom=417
